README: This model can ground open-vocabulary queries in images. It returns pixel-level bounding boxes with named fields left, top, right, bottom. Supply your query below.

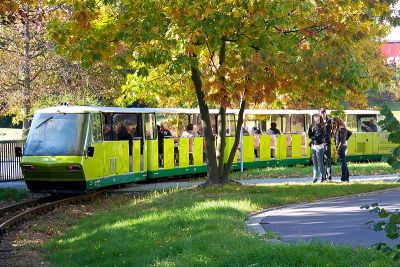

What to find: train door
left=101, top=113, right=130, bottom=177
left=83, top=113, right=106, bottom=185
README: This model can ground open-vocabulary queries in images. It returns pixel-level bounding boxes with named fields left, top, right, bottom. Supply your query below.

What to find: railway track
left=0, top=192, right=101, bottom=237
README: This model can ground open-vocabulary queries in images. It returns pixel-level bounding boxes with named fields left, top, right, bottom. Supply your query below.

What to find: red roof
left=381, top=42, right=400, bottom=57
left=381, top=42, right=400, bottom=64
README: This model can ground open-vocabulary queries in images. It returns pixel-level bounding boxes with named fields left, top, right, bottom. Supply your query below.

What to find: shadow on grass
left=46, top=185, right=395, bottom=267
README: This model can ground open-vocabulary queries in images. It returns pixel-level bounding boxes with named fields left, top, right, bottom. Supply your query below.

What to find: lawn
left=0, top=188, right=29, bottom=203
left=230, top=162, right=397, bottom=180
left=45, top=183, right=400, bottom=267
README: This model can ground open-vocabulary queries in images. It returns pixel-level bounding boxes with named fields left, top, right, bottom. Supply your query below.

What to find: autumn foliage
left=47, top=0, right=398, bottom=184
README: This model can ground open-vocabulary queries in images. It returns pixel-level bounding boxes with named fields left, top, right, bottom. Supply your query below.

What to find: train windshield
left=24, top=113, right=88, bottom=156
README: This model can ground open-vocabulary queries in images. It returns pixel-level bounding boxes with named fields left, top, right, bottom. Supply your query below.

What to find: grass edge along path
left=45, top=183, right=400, bottom=267
left=230, top=162, right=398, bottom=180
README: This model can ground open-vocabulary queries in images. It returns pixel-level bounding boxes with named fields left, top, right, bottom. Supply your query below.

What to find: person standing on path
left=308, top=114, right=326, bottom=183
left=319, top=108, right=332, bottom=181
left=332, top=117, right=350, bottom=181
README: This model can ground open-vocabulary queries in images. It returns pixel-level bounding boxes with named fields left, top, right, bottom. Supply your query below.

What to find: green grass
left=0, top=188, right=29, bottom=202
left=46, top=183, right=400, bottom=267
left=230, top=162, right=397, bottom=180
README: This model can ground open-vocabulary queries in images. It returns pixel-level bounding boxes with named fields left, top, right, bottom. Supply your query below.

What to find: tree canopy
left=47, top=0, right=399, bottom=184
left=0, top=0, right=125, bottom=128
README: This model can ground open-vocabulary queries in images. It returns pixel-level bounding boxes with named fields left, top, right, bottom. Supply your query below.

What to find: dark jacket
left=308, top=124, right=325, bottom=146
left=324, top=117, right=332, bottom=145
left=334, top=127, right=347, bottom=151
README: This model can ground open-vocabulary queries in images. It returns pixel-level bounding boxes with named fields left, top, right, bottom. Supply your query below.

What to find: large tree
left=0, top=0, right=124, bottom=134
left=48, top=0, right=398, bottom=185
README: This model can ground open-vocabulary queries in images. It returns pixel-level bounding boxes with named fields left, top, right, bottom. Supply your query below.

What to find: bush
left=379, top=106, right=400, bottom=172
left=361, top=203, right=400, bottom=261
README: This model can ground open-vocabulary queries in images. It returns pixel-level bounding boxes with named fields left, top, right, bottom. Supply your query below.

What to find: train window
left=346, top=115, right=357, bottom=132
left=283, top=114, right=290, bottom=133
left=305, top=114, right=312, bottom=130
left=112, top=114, right=137, bottom=141
left=145, top=113, right=157, bottom=140
left=210, top=114, right=217, bottom=135
left=194, top=114, right=203, bottom=136
left=24, top=113, right=87, bottom=156
left=226, top=114, right=236, bottom=136
left=179, top=114, right=190, bottom=136
left=270, top=115, right=281, bottom=133
left=254, top=115, right=268, bottom=132
left=290, top=114, right=306, bottom=133
left=157, top=113, right=176, bottom=136
left=357, top=115, right=378, bottom=132
left=90, top=113, right=102, bottom=143
left=270, top=115, right=289, bottom=133
left=159, top=114, right=190, bottom=137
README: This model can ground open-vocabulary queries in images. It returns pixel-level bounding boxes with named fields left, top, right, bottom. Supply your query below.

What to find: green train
left=17, top=106, right=398, bottom=194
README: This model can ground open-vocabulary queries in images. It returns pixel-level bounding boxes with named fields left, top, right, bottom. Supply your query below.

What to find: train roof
left=34, top=106, right=227, bottom=115
left=228, top=109, right=380, bottom=115
left=35, top=106, right=380, bottom=116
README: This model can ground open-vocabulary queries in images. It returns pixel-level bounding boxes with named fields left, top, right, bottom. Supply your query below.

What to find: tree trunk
left=216, top=107, right=226, bottom=180
left=22, top=4, right=31, bottom=137
left=215, top=38, right=227, bottom=183
left=190, top=66, right=218, bottom=184
left=220, top=97, right=246, bottom=183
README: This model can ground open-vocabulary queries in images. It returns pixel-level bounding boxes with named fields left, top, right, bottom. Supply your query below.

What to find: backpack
left=346, top=129, right=352, bottom=141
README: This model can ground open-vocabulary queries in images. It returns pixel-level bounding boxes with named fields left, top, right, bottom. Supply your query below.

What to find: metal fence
left=0, top=140, right=24, bottom=182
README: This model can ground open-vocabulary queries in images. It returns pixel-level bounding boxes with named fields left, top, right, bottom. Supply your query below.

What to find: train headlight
left=21, top=165, right=35, bottom=171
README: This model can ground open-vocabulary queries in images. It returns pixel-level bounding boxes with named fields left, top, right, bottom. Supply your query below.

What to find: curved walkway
left=0, top=174, right=399, bottom=191
left=246, top=188, right=400, bottom=247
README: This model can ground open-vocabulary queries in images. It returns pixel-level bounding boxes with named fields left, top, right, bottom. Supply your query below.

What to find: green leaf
left=374, top=221, right=386, bottom=232
left=373, top=242, right=386, bottom=250
left=385, top=222, right=399, bottom=239
left=370, top=207, right=381, bottom=213
left=393, top=251, right=400, bottom=261
left=379, top=208, right=390, bottom=218
left=382, top=246, right=393, bottom=254
left=390, top=213, right=400, bottom=224
left=392, top=161, right=400, bottom=170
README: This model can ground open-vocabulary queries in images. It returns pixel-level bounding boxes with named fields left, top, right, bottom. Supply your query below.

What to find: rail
left=0, top=140, right=25, bottom=182
left=0, top=192, right=101, bottom=237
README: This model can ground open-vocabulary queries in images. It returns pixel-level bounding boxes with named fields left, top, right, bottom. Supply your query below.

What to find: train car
left=234, top=109, right=394, bottom=169
left=17, top=106, right=397, bottom=194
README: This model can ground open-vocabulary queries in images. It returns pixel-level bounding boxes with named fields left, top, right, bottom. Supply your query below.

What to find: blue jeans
left=324, top=144, right=332, bottom=179
left=311, top=145, right=326, bottom=180
left=338, top=146, right=349, bottom=181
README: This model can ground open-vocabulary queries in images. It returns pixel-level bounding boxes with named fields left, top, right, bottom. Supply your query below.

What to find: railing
left=0, top=140, right=24, bottom=182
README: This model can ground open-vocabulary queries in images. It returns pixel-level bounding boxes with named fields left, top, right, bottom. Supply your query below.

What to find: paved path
left=246, top=188, right=400, bottom=247
left=0, top=174, right=399, bottom=191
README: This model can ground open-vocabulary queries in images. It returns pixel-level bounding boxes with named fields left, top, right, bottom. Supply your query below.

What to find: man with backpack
left=319, top=108, right=332, bottom=181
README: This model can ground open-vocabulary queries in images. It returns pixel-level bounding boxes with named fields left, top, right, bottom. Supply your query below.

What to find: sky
left=387, top=2, right=400, bottom=41
left=387, top=27, right=400, bottom=41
